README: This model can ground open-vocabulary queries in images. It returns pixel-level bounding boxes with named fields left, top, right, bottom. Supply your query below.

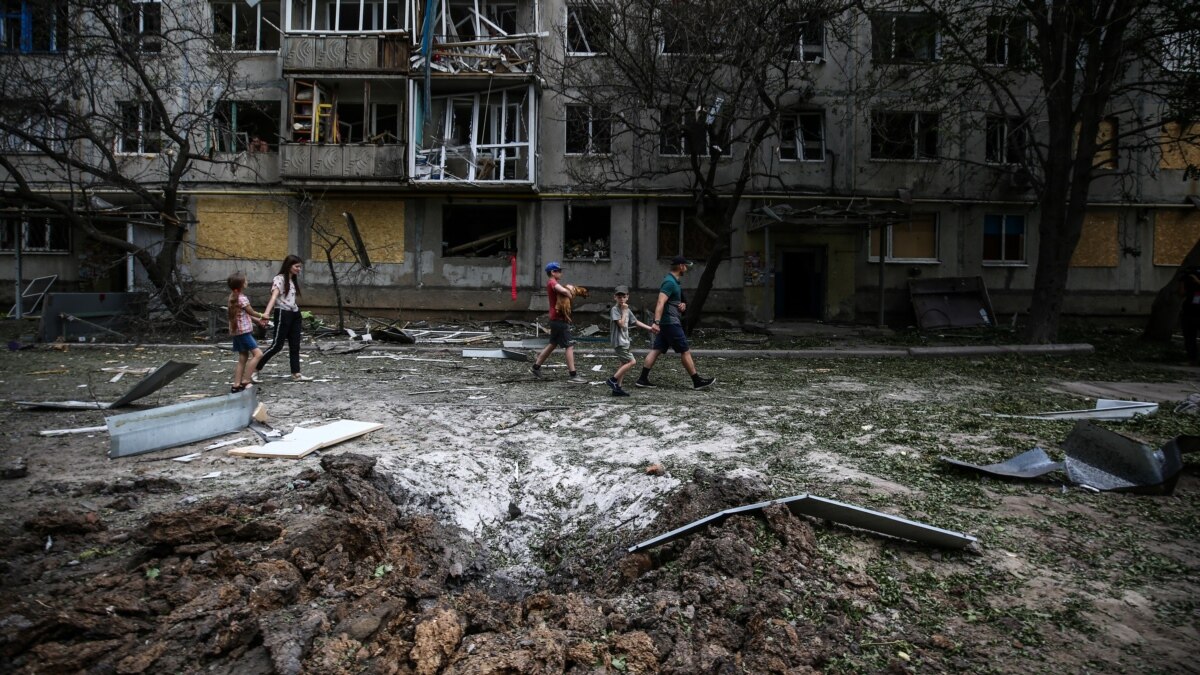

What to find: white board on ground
left=227, top=420, right=383, bottom=459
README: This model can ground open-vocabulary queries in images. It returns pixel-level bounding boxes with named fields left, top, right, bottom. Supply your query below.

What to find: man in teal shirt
left=635, top=256, right=716, bottom=389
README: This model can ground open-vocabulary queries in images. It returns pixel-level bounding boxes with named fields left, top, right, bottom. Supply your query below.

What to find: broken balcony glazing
left=413, top=0, right=540, bottom=74
left=412, top=85, right=534, bottom=182
left=282, top=78, right=407, bottom=179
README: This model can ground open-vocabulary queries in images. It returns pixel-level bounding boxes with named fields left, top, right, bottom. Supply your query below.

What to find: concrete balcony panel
left=283, top=35, right=409, bottom=74
left=280, top=142, right=406, bottom=179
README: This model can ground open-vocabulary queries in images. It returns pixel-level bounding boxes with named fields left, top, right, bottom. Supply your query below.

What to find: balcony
left=280, top=143, right=406, bottom=180
left=283, top=34, right=409, bottom=73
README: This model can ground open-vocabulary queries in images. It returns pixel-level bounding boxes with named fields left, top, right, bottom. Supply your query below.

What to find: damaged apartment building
left=1, top=0, right=1198, bottom=325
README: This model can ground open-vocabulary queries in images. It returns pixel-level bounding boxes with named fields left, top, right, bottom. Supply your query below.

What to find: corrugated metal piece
left=627, top=494, right=977, bottom=554
left=1062, top=421, right=1183, bottom=494
left=462, top=348, right=529, bottom=361
left=107, top=388, right=256, bottom=458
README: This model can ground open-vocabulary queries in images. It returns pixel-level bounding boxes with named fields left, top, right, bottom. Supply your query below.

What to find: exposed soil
left=0, top=328, right=1197, bottom=673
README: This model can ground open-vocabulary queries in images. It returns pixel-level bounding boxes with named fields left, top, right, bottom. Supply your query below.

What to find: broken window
left=658, top=206, right=719, bottom=260
left=442, top=204, right=517, bottom=257
left=417, top=88, right=532, bottom=181
left=210, top=100, right=280, bottom=152
left=871, top=13, right=937, bottom=63
left=0, top=215, right=70, bottom=253
left=565, top=104, right=611, bottom=155
left=985, top=115, right=1026, bottom=164
left=563, top=205, right=610, bottom=261
left=871, top=111, right=938, bottom=160
left=0, top=105, right=67, bottom=153
left=120, top=0, right=162, bottom=53
left=1163, top=30, right=1200, bottom=73
left=659, top=107, right=728, bottom=157
left=983, top=214, right=1026, bottom=264
left=213, top=1, right=281, bottom=51
left=788, top=15, right=824, bottom=62
left=985, top=15, right=1028, bottom=67
left=869, top=213, right=939, bottom=262
left=118, top=101, right=162, bottom=154
left=779, top=112, right=824, bottom=161
left=0, top=0, right=69, bottom=53
left=566, top=2, right=607, bottom=55
left=288, top=0, right=404, bottom=31
left=659, top=2, right=718, bottom=56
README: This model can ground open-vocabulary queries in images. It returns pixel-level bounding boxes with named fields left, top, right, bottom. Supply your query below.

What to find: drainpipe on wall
left=13, top=218, right=23, bottom=319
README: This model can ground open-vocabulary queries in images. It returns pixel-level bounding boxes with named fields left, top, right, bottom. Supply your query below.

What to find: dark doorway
left=775, top=247, right=826, bottom=319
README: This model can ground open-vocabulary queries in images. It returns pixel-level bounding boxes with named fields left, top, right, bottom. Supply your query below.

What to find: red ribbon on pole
left=510, top=255, right=518, bottom=301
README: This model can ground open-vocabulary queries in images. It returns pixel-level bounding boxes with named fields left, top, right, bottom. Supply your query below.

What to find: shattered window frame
left=211, top=0, right=281, bottom=52
left=0, top=214, right=71, bottom=254
left=441, top=203, right=519, bottom=258
left=209, top=100, right=282, bottom=153
left=779, top=111, right=825, bottom=162
left=563, top=204, right=611, bottom=261
left=870, top=12, right=938, bottom=64
left=565, top=1, right=608, bottom=56
left=983, top=213, right=1026, bottom=265
left=0, top=104, right=68, bottom=154
left=788, top=15, right=825, bottom=63
left=984, top=15, right=1029, bottom=67
left=120, top=0, right=162, bottom=54
left=658, top=106, right=729, bottom=158
left=984, top=114, right=1026, bottom=165
left=870, top=111, right=939, bottom=161
left=565, top=103, right=611, bottom=155
left=117, top=101, right=163, bottom=155
left=0, top=0, right=69, bottom=53
left=287, top=0, right=404, bottom=32
left=657, top=205, right=721, bottom=261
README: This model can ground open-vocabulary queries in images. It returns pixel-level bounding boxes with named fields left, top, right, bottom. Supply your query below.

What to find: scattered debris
left=940, top=447, right=1064, bottom=479
left=628, top=493, right=978, bottom=553
left=106, top=388, right=257, bottom=458
left=987, top=398, right=1158, bottom=421
left=203, top=436, right=251, bottom=450
left=227, top=420, right=382, bottom=459
left=408, top=387, right=495, bottom=396
left=253, top=403, right=268, bottom=423
left=6, top=274, right=56, bottom=317
left=26, top=368, right=68, bottom=376
left=39, top=291, right=148, bottom=342
left=407, top=329, right=492, bottom=344
left=171, top=453, right=202, bottom=463
left=646, top=463, right=666, bottom=476
left=461, top=348, right=528, bottom=361
left=1175, top=393, right=1200, bottom=415
left=38, top=425, right=108, bottom=437
left=2, top=457, right=28, bottom=479
left=503, top=338, right=549, bottom=349
left=316, top=341, right=369, bottom=354
left=19, top=361, right=197, bottom=410
left=909, top=276, right=995, bottom=330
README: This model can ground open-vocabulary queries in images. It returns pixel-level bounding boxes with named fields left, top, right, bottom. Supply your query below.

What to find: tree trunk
left=682, top=242, right=729, bottom=335
left=1142, top=236, right=1200, bottom=341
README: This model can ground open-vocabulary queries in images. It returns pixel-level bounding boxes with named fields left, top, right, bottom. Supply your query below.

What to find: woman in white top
left=253, top=255, right=313, bottom=382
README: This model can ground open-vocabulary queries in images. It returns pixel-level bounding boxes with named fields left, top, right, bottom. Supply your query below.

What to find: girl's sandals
left=230, top=382, right=254, bottom=393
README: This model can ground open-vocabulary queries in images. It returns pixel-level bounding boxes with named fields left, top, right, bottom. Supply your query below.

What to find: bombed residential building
left=1, top=0, right=1197, bottom=329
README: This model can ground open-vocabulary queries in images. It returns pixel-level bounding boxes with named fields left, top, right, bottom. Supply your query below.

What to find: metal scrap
left=106, top=388, right=257, bottom=458
left=19, top=361, right=197, bottom=410
left=1062, top=421, right=1183, bottom=494
left=628, top=494, right=977, bottom=554
left=940, top=447, right=1064, bottom=479
left=988, top=398, right=1158, bottom=421
left=462, top=348, right=528, bottom=361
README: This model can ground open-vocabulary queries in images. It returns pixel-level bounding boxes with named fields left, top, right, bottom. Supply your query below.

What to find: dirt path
left=1, top=340, right=1197, bottom=673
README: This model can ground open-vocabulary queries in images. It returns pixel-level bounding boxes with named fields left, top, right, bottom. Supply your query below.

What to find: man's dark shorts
left=548, top=320, right=575, bottom=348
left=652, top=323, right=689, bottom=353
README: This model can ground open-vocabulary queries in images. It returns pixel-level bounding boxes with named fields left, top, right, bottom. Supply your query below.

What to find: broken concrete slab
left=627, top=494, right=977, bottom=554
left=461, top=348, right=528, bottom=361
left=227, top=420, right=383, bottom=459
left=1062, top=421, right=1183, bottom=494
left=940, top=447, right=1064, bottom=479
left=106, top=388, right=257, bottom=458
left=19, top=361, right=197, bottom=410
left=988, top=398, right=1158, bottom=421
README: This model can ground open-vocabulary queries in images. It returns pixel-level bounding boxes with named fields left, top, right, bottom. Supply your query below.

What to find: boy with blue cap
left=530, top=262, right=585, bottom=383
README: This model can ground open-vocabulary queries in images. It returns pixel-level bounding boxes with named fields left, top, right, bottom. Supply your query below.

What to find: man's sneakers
left=634, top=377, right=656, bottom=388
left=612, top=386, right=630, bottom=397
left=566, top=373, right=586, bottom=384
left=605, top=377, right=618, bottom=391
left=529, top=364, right=542, bottom=378
left=292, top=374, right=314, bottom=382
left=692, top=374, right=716, bottom=390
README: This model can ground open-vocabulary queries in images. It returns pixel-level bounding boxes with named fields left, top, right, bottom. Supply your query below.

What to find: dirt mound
left=0, top=455, right=943, bottom=673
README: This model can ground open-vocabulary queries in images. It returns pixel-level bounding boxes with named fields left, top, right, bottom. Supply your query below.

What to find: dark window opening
left=563, top=205, right=610, bottom=260
left=985, top=115, right=1026, bottom=164
left=983, top=214, right=1025, bottom=263
left=212, top=100, right=280, bottom=152
left=119, top=101, right=162, bottom=154
left=1, top=215, right=71, bottom=252
left=780, top=112, right=825, bottom=161
left=566, top=104, right=611, bottom=155
left=121, top=1, right=162, bottom=53
left=566, top=2, right=607, bottom=54
left=658, top=206, right=719, bottom=260
left=985, top=15, right=1028, bottom=66
left=442, top=204, right=518, bottom=258
left=871, top=111, right=938, bottom=160
left=1, top=0, right=69, bottom=53
left=871, top=13, right=937, bottom=63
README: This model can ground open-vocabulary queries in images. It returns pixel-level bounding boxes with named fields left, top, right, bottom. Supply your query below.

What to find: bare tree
left=546, top=0, right=845, bottom=332
left=858, top=0, right=1200, bottom=342
left=0, top=0, right=269, bottom=322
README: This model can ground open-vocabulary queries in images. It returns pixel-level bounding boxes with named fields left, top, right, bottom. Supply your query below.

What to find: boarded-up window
left=1069, top=210, right=1119, bottom=268
left=1153, top=210, right=1200, bottom=266
left=1159, top=121, right=1200, bottom=171
left=869, top=213, right=938, bottom=261
left=196, top=197, right=288, bottom=260
left=311, top=199, right=405, bottom=264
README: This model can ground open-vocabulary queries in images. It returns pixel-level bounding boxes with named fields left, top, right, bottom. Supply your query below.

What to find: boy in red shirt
left=530, top=262, right=585, bottom=383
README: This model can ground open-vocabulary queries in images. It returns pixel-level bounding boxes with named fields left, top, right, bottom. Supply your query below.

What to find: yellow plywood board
left=1159, top=122, right=1200, bottom=171
left=196, top=197, right=289, bottom=260
left=1153, top=210, right=1200, bottom=266
left=1070, top=210, right=1119, bottom=268
left=310, top=199, right=405, bottom=264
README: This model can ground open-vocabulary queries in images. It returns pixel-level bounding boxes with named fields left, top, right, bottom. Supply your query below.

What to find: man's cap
left=614, top=285, right=629, bottom=295
left=671, top=255, right=693, bottom=266
left=545, top=261, right=563, bottom=273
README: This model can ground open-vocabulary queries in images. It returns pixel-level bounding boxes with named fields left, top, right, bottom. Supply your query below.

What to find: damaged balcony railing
left=284, top=34, right=411, bottom=72
left=414, top=34, right=538, bottom=74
